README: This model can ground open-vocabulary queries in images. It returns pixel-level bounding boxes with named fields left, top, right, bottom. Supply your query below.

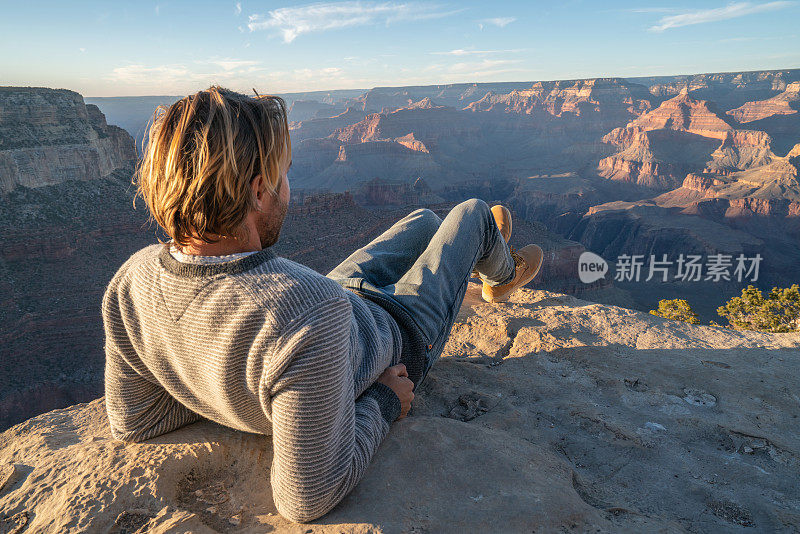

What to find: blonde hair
left=136, top=86, right=290, bottom=247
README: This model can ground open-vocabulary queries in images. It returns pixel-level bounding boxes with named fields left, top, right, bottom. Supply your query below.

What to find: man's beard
left=256, top=194, right=289, bottom=249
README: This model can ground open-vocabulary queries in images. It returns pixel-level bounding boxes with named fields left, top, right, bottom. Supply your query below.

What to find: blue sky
left=2, top=1, right=799, bottom=96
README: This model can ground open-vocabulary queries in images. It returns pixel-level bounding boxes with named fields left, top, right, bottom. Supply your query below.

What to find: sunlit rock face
left=2, top=287, right=799, bottom=533
left=598, top=93, right=780, bottom=189
left=0, top=87, right=142, bottom=431
left=727, top=81, right=800, bottom=124
left=0, top=88, right=136, bottom=193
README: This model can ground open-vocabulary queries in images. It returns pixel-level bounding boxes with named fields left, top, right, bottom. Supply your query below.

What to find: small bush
left=717, top=284, right=800, bottom=332
left=650, top=299, right=700, bottom=324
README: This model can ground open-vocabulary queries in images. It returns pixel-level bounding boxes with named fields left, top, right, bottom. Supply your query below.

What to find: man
left=103, top=86, right=543, bottom=522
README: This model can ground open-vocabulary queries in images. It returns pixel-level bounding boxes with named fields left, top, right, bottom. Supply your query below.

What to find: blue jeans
left=326, top=199, right=515, bottom=383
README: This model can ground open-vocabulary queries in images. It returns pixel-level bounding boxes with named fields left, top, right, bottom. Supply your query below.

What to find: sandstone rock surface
left=0, top=88, right=136, bottom=193
left=2, top=287, right=799, bottom=533
left=727, top=81, right=800, bottom=124
left=599, top=93, right=778, bottom=189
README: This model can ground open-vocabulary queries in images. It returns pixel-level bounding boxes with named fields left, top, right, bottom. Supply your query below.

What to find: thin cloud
left=206, top=58, right=260, bottom=71
left=431, top=48, right=525, bottom=56
left=648, top=1, right=795, bottom=32
left=627, top=7, right=678, bottom=13
left=248, top=1, right=460, bottom=43
left=293, top=67, right=345, bottom=80
left=109, top=64, right=196, bottom=87
left=478, top=16, right=516, bottom=30
left=106, top=62, right=360, bottom=94
left=235, top=2, right=242, bottom=15
left=423, top=58, right=525, bottom=79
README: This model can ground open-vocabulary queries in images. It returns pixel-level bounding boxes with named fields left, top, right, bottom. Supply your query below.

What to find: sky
left=2, top=0, right=799, bottom=96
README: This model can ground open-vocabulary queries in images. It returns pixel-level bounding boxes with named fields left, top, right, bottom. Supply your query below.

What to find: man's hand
left=376, top=364, right=414, bottom=420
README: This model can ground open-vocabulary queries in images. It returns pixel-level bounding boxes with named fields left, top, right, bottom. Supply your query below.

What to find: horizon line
left=51, top=64, right=800, bottom=98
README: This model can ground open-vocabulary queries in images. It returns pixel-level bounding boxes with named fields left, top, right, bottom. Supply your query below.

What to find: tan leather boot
left=491, top=205, right=512, bottom=242
left=472, top=205, right=512, bottom=279
left=482, top=244, right=544, bottom=303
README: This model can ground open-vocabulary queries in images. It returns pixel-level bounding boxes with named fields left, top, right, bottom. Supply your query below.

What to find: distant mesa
left=599, top=92, right=776, bottom=189
left=0, top=87, right=136, bottom=193
left=727, top=81, right=800, bottom=124
left=463, top=77, right=653, bottom=120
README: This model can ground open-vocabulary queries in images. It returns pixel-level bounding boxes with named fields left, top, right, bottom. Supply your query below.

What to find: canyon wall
left=4, top=68, right=799, bottom=429
left=0, top=88, right=136, bottom=192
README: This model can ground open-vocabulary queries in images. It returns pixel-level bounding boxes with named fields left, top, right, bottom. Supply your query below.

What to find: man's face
left=255, top=153, right=291, bottom=249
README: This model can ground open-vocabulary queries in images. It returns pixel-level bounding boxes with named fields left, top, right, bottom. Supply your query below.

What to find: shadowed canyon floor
left=1, top=286, right=799, bottom=533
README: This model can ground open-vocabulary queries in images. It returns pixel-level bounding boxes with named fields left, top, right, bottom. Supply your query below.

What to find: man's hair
left=136, top=86, right=290, bottom=247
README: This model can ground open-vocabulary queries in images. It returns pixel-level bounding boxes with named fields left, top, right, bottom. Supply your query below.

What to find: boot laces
left=510, top=246, right=528, bottom=269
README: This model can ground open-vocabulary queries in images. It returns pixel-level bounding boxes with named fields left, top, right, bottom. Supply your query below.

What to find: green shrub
left=717, top=284, right=800, bottom=332
left=650, top=299, right=700, bottom=324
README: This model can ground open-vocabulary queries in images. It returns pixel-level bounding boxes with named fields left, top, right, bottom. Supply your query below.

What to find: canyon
left=0, top=88, right=136, bottom=192
left=2, top=67, right=799, bottom=430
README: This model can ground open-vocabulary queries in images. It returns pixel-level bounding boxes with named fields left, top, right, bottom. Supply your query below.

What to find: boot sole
left=482, top=246, right=543, bottom=303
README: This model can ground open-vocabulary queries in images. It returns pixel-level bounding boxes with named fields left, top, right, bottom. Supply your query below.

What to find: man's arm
left=104, top=345, right=202, bottom=442
left=265, top=296, right=402, bottom=523
left=102, top=275, right=201, bottom=442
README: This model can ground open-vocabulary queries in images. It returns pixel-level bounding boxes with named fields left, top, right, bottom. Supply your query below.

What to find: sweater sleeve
left=103, top=277, right=202, bottom=442
left=104, top=345, right=202, bottom=442
left=265, top=296, right=400, bottom=523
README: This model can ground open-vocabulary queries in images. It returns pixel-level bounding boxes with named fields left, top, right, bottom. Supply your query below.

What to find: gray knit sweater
left=102, top=244, right=403, bottom=522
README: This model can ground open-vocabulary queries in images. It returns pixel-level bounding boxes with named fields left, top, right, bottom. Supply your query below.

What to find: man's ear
left=251, top=174, right=267, bottom=208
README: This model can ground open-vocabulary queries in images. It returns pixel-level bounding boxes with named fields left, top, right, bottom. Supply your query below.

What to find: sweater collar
left=158, top=244, right=276, bottom=277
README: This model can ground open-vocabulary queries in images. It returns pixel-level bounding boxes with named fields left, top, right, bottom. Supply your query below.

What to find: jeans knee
left=454, top=198, right=489, bottom=219
left=411, top=208, right=441, bottom=233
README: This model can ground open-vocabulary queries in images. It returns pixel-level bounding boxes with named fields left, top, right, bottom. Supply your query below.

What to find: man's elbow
left=109, top=424, right=149, bottom=443
left=273, top=486, right=341, bottom=523
left=107, top=415, right=164, bottom=443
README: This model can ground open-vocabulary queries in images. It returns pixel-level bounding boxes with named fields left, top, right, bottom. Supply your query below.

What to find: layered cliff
left=599, top=92, right=775, bottom=188
left=634, top=69, right=799, bottom=109
left=726, top=81, right=800, bottom=123
left=725, top=82, right=800, bottom=156
left=0, top=87, right=136, bottom=193
left=2, top=287, right=798, bottom=533
left=0, top=88, right=143, bottom=429
left=464, top=78, right=653, bottom=121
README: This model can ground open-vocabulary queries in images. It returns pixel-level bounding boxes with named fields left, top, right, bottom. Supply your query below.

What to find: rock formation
left=599, top=92, right=776, bottom=189
left=0, top=88, right=136, bottom=193
left=576, top=142, right=800, bottom=317
left=5, top=68, right=800, bottom=435
left=634, top=69, right=799, bottom=109
left=464, top=78, right=653, bottom=122
left=272, top=70, right=799, bottom=196
left=727, top=81, right=800, bottom=124
left=288, top=108, right=368, bottom=142
left=725, top=82, right=800, bottom=156
left=0, top=88, right=143, bottom=430
left=2, top=287, right=799, bottom=532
